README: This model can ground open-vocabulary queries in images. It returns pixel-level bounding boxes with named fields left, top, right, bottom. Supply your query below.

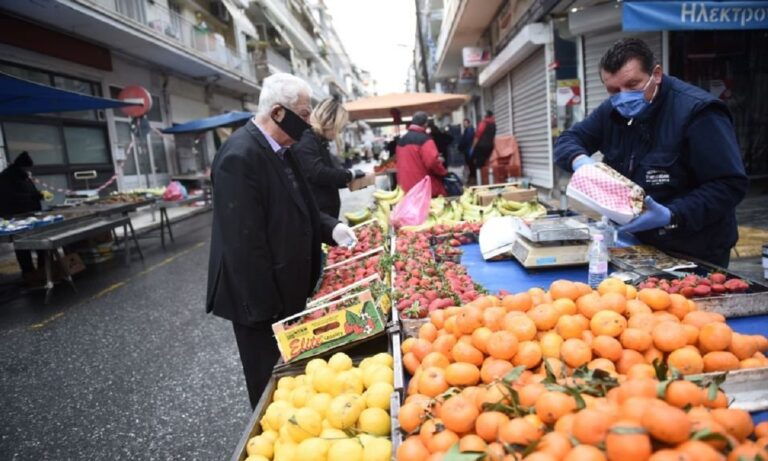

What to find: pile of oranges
left=396, top=278, right=768, bottom=460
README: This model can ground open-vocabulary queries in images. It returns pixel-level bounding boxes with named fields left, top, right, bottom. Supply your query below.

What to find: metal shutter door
left=492, top=76, right=511, bottom=135
left=512, top=48, right=551, bottom=188
left=584, top=31, right=662, bottom=115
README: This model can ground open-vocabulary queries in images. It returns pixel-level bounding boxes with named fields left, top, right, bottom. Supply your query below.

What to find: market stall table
left=12, top=216, right=143, bottom=303
left=460, top=242, right=768, bottom=425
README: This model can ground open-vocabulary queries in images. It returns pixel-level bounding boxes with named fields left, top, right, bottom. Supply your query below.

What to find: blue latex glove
left=618, top=196, right=671, bottom=234
left=572, top=155, right=595, bottom=171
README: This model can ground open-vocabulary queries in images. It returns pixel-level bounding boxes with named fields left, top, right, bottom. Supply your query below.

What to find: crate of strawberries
left=635, top=270, right=768, bottom=317
left=314, top=246, right=389, bottom=300
left=324, top=220, right=386, bottom=266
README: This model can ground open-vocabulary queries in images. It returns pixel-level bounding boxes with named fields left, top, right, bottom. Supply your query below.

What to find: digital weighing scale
left=511, top=214, right=591, bottom=268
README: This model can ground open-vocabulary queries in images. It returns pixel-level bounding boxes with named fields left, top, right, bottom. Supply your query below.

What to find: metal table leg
left=123, top=223, right=130, bottom=265
left=128, top=221, right=144, bottom=262
left=163, top=208, right=174, bottom=244
left=54, top=247, right=77, bottom=293
left=43, top=251, right=54, bottom=304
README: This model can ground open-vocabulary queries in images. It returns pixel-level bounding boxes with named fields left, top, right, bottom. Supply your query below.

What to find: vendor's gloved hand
left=618, top=196, right=671, bottom=234
left=572, top=155, right=595, bottom=171
left=41, top=191, right=54, bottom=202
left=332, top=223, right=357, bottom=248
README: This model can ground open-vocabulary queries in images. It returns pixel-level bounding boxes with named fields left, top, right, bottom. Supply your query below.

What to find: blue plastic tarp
left=0, top=72, right=138, bottom=116
left=161, top=111, right=253, bottom=134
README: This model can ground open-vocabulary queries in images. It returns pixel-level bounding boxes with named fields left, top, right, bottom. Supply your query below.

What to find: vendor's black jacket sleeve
left=553, top=75, right=748, bottom=264
left=0, top=167, right=43, bottom=218
left=206, top=123, right=338, bottom=327
left=292, top=129, right=351, bottom=218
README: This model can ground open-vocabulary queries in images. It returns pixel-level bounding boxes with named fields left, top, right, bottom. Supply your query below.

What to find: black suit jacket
left=292, top=130, right=351, bottom=218
left=206, top=122, right=339, bottom=327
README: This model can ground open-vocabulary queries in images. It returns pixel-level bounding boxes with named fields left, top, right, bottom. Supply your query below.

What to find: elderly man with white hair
left=206, top=73, right=356, bottom=407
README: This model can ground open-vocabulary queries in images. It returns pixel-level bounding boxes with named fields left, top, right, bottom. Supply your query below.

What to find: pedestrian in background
left=0, top=151, right=43, bottom=279
left=470, top=111, right=496, bottom=184
left=206, top=74, right=356, bottom=408
left=396, top=111, right=448, bottom=197
left=293, top=98, right=365, bottom=218
left=458, top=118, right=475, bottom=182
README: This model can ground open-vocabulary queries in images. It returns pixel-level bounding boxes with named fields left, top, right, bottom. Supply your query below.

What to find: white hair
left=256, top=73, right=312, bottom=117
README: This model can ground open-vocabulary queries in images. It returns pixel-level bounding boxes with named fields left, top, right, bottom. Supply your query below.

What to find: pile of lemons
left=245, top=351, right=396, bottom=461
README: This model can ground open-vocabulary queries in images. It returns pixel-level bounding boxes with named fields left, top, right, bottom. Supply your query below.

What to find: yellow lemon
left=358, top=357, right=377, bottom=371
left=259, top=416, right=273, bottom=432
left=278, top=425, right=292, bottom=443
left=246, top=435, right=273, bottom=458
left=312, top=366, right=336, bottom=394
left=290, top=386, right=315, bottom=408
left=327, top=437, right=363, bottom=461
left=293, top=374, right=308, bottom=388
left=357, top=407, right=390, bottom=436
left=272, top=388, right=291, bottom=403
left=265, top=401, right=293, bottom=430
left=261, top=430, right=278, bottom=443
left=273, top=441, right=297, bottom=461
left=362, top=365, right=393, bottom=388
left=331, top=370, right=363, bottom=396
left=296, top=437, right=330, bottom=461
left=244, top=455, right=269, bottom=461
left=361, top=436, right=392, bottom=461
left=349, top=367, right=363, bottom=382
left=277, top=376, right=295, bottom=391
left=286, top=407, right=323, bottom=443
left=328, top=352, right=353, bottom=372
left=326, top=395, right=362, bottom=429
left=307, top=392, right=333, bottom=418
left=319, top=427, right=349, bottom=441
left=305, top=358, right=327, bottom=376
left=365, top=382, right=394, bottom=410
left=371, top=352, right=394, bottom=368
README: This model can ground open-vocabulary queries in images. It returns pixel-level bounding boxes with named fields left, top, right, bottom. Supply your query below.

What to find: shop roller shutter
left=512, top=48, right=551, bottom=188
left=584, top=31, right=662, bottom=115
left=492, top=76, right=511, bottom=135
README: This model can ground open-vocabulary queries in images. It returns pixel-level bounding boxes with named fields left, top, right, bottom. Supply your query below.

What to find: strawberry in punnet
left=403, top=302, right=427, bottom=319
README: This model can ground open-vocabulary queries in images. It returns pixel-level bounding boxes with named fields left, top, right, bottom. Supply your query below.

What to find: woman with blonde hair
left=293, top=98, right=365, bottom=218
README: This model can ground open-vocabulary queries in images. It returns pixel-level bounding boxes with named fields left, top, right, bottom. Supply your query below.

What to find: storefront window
left=114, top=121, right=137, bottom=175
left=64, top=126, right=110, bottom=164
left=35, top=173, right=69, bottom=206
left=670, top=30, right=768, bottom=175
left=3, top=122, right=65, bottom=165
left=0, top=63, right=50, bottom=85
left=53, top=75, right=100, bottom=120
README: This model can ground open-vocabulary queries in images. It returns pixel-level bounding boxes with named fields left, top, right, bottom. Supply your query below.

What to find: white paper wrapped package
left=566, top=163, right=645, bottom=225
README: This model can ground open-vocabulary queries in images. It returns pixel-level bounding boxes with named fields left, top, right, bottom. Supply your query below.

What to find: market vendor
left=206, top=73, right=356, bottom=409
left=396, top=111, right=448, bottom=197
left=555, top=38, right=748, bottom=268
left=0, top=151, right=43, bottom=277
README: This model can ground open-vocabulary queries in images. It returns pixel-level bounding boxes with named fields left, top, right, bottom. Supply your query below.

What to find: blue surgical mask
left=610, top=75, right=656, bottom=120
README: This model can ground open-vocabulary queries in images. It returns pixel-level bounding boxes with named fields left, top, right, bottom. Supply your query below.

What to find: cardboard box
left=501, top=186, right=537, bottom=202
left=309, top=273, right=391, bottom=319
left=272, top=290, right=386, bottom=362
left=348, top=173, right=375, bottom=191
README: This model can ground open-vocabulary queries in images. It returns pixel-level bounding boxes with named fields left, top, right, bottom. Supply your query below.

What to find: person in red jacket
left=395, top=112, right=448, bottom=197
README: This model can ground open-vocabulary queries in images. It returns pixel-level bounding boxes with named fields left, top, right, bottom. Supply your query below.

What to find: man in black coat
left=0, top=151, right=43, bottom=275
left=206, top=73, right=356, bottom=408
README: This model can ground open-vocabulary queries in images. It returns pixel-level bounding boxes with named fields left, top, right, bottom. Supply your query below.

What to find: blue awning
left=0, top=72, right=139, bottom=116
left=161, top=111, right=253, bottom=134
left=624, top=1, right=768, bottom=31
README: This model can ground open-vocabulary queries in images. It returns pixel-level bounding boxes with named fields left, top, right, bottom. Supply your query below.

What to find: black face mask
left=272, top=104, right=310, bottom=142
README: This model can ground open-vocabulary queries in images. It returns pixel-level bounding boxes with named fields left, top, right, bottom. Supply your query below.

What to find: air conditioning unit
left=210, top=1, right=231, bottom=23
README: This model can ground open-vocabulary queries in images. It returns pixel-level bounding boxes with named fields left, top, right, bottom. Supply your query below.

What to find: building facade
left=0, top=0, right=367, bottom=202
left=423, top=0, right=768, bottom=190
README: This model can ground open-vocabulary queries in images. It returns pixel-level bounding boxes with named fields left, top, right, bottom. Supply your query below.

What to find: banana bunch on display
left=372, top=186, right=403, bottom=209
left=343, top=208, right=373, bottom=226
left=496, top=199, right=547, bottom=218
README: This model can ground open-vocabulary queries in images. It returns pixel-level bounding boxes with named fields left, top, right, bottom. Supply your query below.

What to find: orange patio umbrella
left=344, top=92, right=471, bottom=121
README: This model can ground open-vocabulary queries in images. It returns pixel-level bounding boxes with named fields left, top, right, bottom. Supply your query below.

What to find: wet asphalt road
left=0, top=212, right=250, bottom=461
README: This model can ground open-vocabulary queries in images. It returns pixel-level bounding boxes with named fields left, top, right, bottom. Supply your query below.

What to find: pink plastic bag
left=391, top=176, right=431, bottom=228
left=162, top=181, right=187, bottom=201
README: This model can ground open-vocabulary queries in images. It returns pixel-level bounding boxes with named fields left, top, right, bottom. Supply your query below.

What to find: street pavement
left=0, top=162, right=379, bottom=461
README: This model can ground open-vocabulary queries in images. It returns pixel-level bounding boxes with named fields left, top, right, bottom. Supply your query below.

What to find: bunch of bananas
left=343, top=209, right=373, bottom=226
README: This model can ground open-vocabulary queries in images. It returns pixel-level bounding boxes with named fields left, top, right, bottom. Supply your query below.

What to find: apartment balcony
left=265, top=47, right=292, bottom=74
left=1, top=0, right=260, bottom=93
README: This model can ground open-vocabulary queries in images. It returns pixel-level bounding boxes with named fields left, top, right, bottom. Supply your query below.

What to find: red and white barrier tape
left=33, top=174, right=118, bottom=194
